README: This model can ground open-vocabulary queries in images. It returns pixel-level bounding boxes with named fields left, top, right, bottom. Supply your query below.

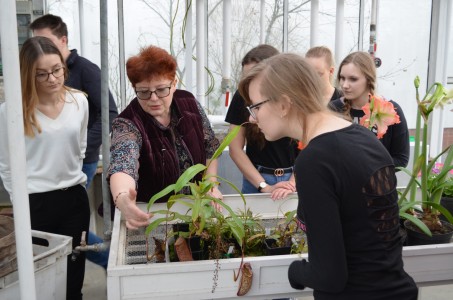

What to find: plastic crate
left=0, top=230, right=72, bottom=300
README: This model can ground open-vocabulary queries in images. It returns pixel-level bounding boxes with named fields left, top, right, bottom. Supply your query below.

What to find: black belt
left=256, top=165, right=294, bottom=177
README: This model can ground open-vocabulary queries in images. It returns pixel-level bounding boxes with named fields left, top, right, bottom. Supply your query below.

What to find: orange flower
left=360, top=94, right=400, bottom=139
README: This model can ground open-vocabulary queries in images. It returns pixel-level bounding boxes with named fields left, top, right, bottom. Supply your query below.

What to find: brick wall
left=409, top=128, right=453, bottom=150
left=443, top=127, right=453, bottom=149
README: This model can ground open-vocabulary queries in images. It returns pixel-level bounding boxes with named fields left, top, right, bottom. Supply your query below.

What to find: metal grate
left=122, top=218, right=303, bottom=265
left=124, top=223, right=170, bottom=265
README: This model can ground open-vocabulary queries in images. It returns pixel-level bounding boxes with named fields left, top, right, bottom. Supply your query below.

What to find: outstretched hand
left=116, top=188, right=153, bottom=230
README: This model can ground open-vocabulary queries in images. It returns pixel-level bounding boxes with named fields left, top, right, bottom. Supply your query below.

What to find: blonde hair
left=239, top=53, right=326, bottom=145
left=337, top=51, right=376, bottom=120
left=19, top=36, right=68, bottom=137
left=306, top=46, right=335, bottom=68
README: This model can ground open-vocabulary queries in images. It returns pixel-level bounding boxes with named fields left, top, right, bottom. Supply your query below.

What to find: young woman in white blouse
left=0, top=36, right=89, bottom=300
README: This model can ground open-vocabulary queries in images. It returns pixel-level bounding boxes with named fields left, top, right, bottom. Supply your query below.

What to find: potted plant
left=263, top=209, right=301, bottom=255
left=398, top=76, right=453, bottom=244
left=437, top=164, right=453, bottom=223
left=144, top=125, right=246, bottom=261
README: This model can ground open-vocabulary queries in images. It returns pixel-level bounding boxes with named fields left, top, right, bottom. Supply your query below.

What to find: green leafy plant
left=145, top=125, right=246, bottom=248
left=428, top=163, right=453, bottom=198
left=398, top=76, right=453, bottom=235
left=267, top=209, right=298, bottom=248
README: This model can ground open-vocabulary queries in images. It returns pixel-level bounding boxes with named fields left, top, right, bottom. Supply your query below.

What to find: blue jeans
left=82, top=161, right=98, bottom=189
left=83, top=161, right=109, bottom=269
left=86, top=231, right=109, bottom=269
left=241, top=171, right=292, bottom=194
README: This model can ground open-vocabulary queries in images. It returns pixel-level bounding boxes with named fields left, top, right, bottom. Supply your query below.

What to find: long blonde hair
left=19, top=36, right=69, bottom=137
left=239, top=53, right=326, bottom=145
left=337, top=51, right=376, bottom=120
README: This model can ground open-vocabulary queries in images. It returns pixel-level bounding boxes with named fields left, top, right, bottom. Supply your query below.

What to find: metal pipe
left=282, top=0, right=288, bottom=52
left=78, top=0, right=85, bottom=56
left=358, top=0, right=365, bottom=51
left=75, top=242, right=110, bottom=253
left=221, top=0, right=232, bottom=108
left=100, top=0, right=112, bottom=242
left=427, top=0, right=451, bottom=158
left=196, top=0, right=205, bottom=106
left=260, top=0, right=265, bottom=44
left=185, top=0, right=193, bottom=93
left=310, top=0, right=319, bottom=47
left=117, top=0, right=127, bottom=111
left=1, top=1, right=36, bottom=299
left=334, top=0, right=345, bottom=67
left=369, top=0, right=378, bottom=56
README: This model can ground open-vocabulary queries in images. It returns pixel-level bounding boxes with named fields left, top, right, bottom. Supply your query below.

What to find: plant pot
left=172, top=222, right=190, bottom=234
left=264, top=238, right=291, bottom=256
left=404, top=219, right=453, bottom=246
left=440, top=196, right=453, bottom=223
left=172, top=234, right=208, bottom=261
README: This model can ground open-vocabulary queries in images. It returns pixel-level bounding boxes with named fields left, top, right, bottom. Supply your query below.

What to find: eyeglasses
left=35, top=67, right=65, bottom=82
left=246, top=99, right=270, bottom=119
left=135, top=84, right=173, bottom=100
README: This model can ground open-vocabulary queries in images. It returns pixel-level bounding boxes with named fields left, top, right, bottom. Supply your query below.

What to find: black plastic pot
left=172, top=222, right=190, bottom=234
left=440, top=197, right=453, bottom=223
left=404, top=219, right=453, bottom=246
left=264, top=238, right=291, bottom=256
left=172, top=223, right=208, bottom=261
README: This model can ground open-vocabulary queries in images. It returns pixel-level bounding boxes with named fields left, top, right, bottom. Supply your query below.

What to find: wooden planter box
left=107, top=194, right=453, bottom=300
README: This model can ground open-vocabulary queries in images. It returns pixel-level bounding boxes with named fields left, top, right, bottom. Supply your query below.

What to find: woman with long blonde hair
left=0, top=36, right=89, bottom=300
left=330, top=51, right=409, bottom=168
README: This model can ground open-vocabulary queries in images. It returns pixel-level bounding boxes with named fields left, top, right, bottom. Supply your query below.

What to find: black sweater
left=288, top=124, right=417, bottom=300
left=329, top=98, right=409, bottom=169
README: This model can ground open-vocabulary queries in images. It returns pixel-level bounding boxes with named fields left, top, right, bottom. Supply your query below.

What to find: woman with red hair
left=108, top=45, right=220, bottom=229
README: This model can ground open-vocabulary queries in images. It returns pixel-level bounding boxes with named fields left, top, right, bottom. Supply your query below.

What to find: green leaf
left=147, top=183, right=176, bottom=211
left=145, top=214, right=175, bottom=236
left=400, top=212, right=432, bottom=236
left=214, top=174, right=247, bottom=206
left=174, top=164, right=206, bottom=192
left=211, top=125, right=241, bottom=161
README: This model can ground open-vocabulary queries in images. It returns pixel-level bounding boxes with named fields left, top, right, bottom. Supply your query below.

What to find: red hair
left=126, top=46, right=177, bottom=87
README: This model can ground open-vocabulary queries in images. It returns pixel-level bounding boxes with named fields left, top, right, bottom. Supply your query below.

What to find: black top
left=288, top=124, right=417, bottom=300
left=66, top=49, right=118, bottom=163
left=329, top=97, right=409, bottom=169
left=330, top=87, right=343, bottom=102
left=225, top=91, right=298, bottom=168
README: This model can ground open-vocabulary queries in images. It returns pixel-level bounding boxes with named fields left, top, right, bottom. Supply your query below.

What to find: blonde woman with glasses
left=239, top=53, right=417, bottom=300
left=0, top=36, right=90, bottom=300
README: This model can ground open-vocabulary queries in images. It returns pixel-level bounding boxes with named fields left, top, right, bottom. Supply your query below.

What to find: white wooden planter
left=107, top=194, right=453, bottom=300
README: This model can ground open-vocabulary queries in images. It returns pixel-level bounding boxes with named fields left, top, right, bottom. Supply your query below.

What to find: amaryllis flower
left=360, top=94, right=401, bottom=139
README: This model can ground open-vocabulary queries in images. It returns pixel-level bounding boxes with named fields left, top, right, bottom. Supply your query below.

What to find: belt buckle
left=274, top=168, right=285, bottom=177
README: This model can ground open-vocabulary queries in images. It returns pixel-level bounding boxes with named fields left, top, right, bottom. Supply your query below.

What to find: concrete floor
left=82, top=259, right=453, bottom=300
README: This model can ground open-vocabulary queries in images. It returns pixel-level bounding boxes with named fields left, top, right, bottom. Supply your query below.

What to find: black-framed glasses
left=246, top=99, right=270, bottom=119
left=135, top=84, right=172, bottom=100
left=35, top=67, right=65, bottom=82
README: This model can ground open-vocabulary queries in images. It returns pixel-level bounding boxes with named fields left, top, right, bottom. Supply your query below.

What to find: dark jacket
left=118, top=90, right=206, bottom=203
left=66, top=49, right=118, bottom=163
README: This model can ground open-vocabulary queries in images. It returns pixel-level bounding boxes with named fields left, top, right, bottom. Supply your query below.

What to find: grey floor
left=83, top=260, right=453, bottom=300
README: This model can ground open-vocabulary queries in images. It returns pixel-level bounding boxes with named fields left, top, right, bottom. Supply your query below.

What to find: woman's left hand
left=208, top=186, right=223, bottom=211
left=269, top=181, right=296, bottom=200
